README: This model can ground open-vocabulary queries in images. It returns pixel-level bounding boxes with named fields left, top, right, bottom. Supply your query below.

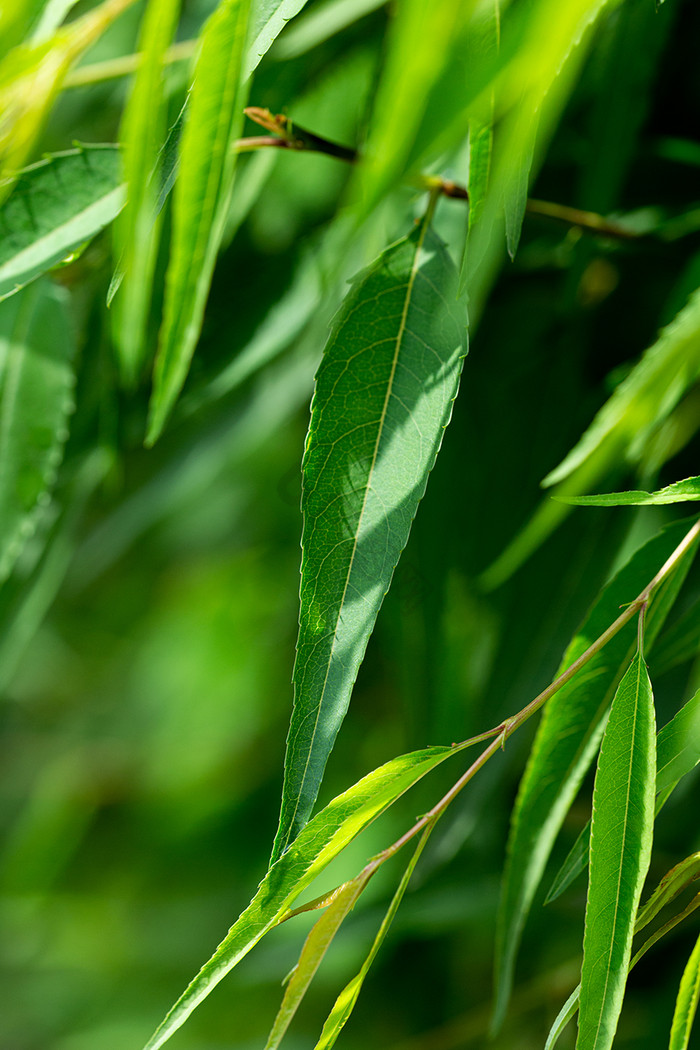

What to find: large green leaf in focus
left=493, top=518, right=698, bottom=1029
left=141, top=741, right=473, bottom=1050
left=577, top=651, right=656, bottom=1050
left=270, top=213, right=468, bottom=862
left=0, top=146, right=123, bottom=303
left=0, top=281, right=74, bottom=582
left=147, top=0, right=252, bottom=444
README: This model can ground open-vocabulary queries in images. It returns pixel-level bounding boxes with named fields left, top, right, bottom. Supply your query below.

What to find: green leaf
left=0, top=0, right=45, bottom=59
left=635, top=852, right=700, bottom=933
left=270, top=214, right=468, bottom=862
left=650, top=597, right=700, bottom=677
left=348, top=0, right=479, bottom=222
left=111, top=0, right=180, bottom=386
left=141, top=740, right=473, bottom=1050
left=0, top=145, right=123, bottom=303
left=546, top=687, right=700, bottom=904
left=272, top=0, right=386, bottom=60
left=669, top=931, right=700, bottom=1050
left=0, top=282, right=74, bottom=582
left=246, top=0, right=312, bottom=75
left=265, top=873, right=371, bottom=1050
left=0, top=0, right=136, bottom=201
left=577, top=650, right=656, bottom=1050
left=147, top=0, right=252, bottom=444
left=545, top=986, right=580, bottom=1050
left=493, top=518, right=698, bottom=1030
left=558, top=477, right=700, bottom=507
left=313, top=822, right=434, bottom=1050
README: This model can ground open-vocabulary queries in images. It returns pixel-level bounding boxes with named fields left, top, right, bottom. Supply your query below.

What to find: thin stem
left=64, top=38, right=196, bottom=87
left=525, top=198, right=642, bottom=241
left=371, top=516, right=700, bottom=867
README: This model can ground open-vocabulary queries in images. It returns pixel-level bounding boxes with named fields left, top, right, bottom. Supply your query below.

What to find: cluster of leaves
left=3, top=1, right=700, bottom=1049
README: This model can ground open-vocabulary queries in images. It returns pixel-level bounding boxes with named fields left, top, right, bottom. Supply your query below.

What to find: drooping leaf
left=0, top=146, right=124, bottom=303
left=669, top=931, right=700, bottom=1050
left=558, top=477, right=700, bottom=507
left=577, top=650, right=656, bottom=1050
left=0, top=0, right=136, bottom=202
left=635, top=852, right=700, bottom=933
left=147, top=0, right=252, bottom=444
left=265, top=873, right=371, bottom=1050
left=546, top=687, right=700, bottom=903
left=246, top=0, right=312, bottom=75
left=272, top=0, right=386, bottom=60
left=141, top=740, right=476, bottom=1050
left=0, top=281, right=74, bottom=582
left=313, top=821, right=434, bottom=1050
left=347, top=0, right=479, bottom=223
left=270, top=212, right=468, bottom=862
left=111, top=0, right=181, bottom=386
left=545, top=986, right=580, bottom=1050
left=493, top=518, right=698, bottom=1029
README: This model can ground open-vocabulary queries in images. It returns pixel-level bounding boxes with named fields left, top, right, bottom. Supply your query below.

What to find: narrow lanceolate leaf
left=111, top=0, right=180, bottom=385
left=147, top=0, right=252, bottom=445
left=265, top=873, right=371, bottom=1050
left=669, top=932, right=700, bottom=1050
left=0, top=282, right=74, bottom=582
left=141, top=741, right=473, bottom=1050
left=0, top=0, right=136, bottom=201
left=0, top=146, right=123, bottom=303
left=314, top=822, right=434, bottom=1050
left=577, top=651, right=656, bottom=1050
left=271, top=215, right=468, bottom=863
left=494, top=518, right=698, bottom=1030
left=546, top=686, right=700, bottom=904
left=245, top=0, right=312, bottom=75
left=559, top=477, right=700, bottom=507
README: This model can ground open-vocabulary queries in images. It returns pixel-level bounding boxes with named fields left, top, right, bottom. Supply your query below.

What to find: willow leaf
left=147, top=0, right=252, bottom=445
left=493, top=518, right=698, bottom=1029
left=577, top=651, right=656, bottom=1050
left=669, top=931, right=700, bottom=1050
left=313, top=822, right=433, bottom=1050
left=141, top=741, right=472, bottom=1050
left=270, top=215, right=468, bottom=862
left=559, top=477, right=700, bottom=507
left=0, top=0, right=136, bottom=201
left=265, top=873, right=371, bottom=1050
left=246, top=0, right=312, bottom=75
left=546, top=687, right=700, bottom=904
left=111, top=0, right=180, bottom=385
left=0, top=281, right=74, bottom=582
left=0, top=145, right=123, bottom=302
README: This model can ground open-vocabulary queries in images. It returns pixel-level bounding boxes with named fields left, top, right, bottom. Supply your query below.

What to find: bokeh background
left=3, top=0, right=700, bottom=1048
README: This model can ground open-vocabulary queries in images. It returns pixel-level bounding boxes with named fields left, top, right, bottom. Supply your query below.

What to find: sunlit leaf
left=272, top=0, right=386, bottom=60
left=558, top=477, right=700, bottom=507
left=0, top=146, right=123, bottom=303
left=0, top=281, right=74, bottom=582
left=141, top=740, right=475, bottom=1050
left=270, top=211, right=468, bottom=862
left=313, top=821, right=434, bottom=1050
left=493, top=518, right=698, bottom=1029
left=265, top=873, right=371, bottom=1050
left=111, top=0, right=181, bottom=386
left=147, top=0, right=252, bottom=444
left=669, top=931, right=700, bottom=1050
left=246, top=0, right=312, bottom=75
left=0, top=0, right=136, bottom=202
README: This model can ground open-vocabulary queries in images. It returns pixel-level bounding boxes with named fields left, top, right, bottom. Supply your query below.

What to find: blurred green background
left=3, top=0, right=700, bottom=1048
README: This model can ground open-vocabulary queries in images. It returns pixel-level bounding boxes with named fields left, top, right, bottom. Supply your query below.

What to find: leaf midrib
left=286, top=219, right=431, bottom=849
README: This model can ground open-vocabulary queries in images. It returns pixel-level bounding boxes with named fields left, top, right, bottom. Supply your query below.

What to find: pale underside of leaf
left=559, top=476, right=700, bottom=506
left=0, top=146, right=123, bottom=303
left=271, top=218, right=468, bottom=862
